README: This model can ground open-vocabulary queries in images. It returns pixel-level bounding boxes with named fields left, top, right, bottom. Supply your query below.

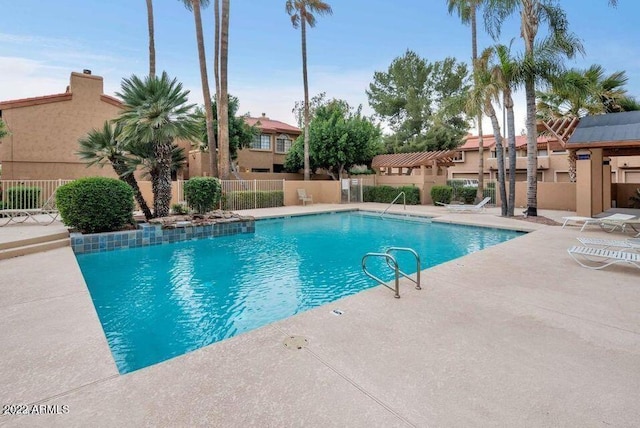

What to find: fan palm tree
left=146, top=0, right=156, bottom=78
left=77, top=121, right=153, bottom=220
left=484, top=0, right=584, bottom=216
left=217, top=0, right=231, bottom=179
left=116, top=72, right=199, bottom=218
left=286, top=0, right=333, bottom=181
left=448, top=0, right=485, bottom=201
left=181, top=0, right=218, bottom=178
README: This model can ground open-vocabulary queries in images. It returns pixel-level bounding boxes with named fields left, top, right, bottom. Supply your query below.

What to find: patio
left=0, top=204, right=638, bottom=427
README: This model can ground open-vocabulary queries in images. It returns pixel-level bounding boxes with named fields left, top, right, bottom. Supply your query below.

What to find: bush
left=362, top=185, right=420, bottom=205
left=6, top=186, right=41, bottom=209
left=56, top=177, right=134, bottom=233
left=184, top=177, right=222, bottom=214
left=430, top=185, right=453, bottom=205
left=171, top=203, right=189, bottom=215
left=349, top=165, right=375, bottom=175
left=221, top=190, right=284, bottom=210
left=460, top=187, right=477, bottom=204
left=446, top=179, right=465, bottom=191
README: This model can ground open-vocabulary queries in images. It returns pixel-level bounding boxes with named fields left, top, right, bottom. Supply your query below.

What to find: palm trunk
left=487, top=103, right=508, bottom=216
left=192, top=0, right=218, bottom=178
left=301, top=16, right=311, bottom=181
left=568, top=149, right=577, bottom=182
left=146, top=0, right=155, bottom=78
left=524, top=77, right=538, bottom=217
left=153, top=141, right=173, bottom=218
left=505, top=90, right=517, bottom=216
left=470, top=4, right=484, bottom=202
left=218, top=0, right=230, bottom=179
left=112, top=160, right=153, bottom=220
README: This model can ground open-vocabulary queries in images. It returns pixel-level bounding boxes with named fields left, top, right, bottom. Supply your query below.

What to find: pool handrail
left=385, top=247, right=421, bottom=290
left=362, top=253, right=400, bottom=298
left=380, top=192, right=406, bottom=218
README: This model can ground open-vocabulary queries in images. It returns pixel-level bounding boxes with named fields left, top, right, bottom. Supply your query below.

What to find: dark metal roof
left=568, top=111, right=640, bottom=146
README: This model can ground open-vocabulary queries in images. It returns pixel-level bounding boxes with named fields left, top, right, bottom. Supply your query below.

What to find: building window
left=538, top=149, right=549, bottom=156
left=552, top=149, right=567, bottom=154
left=251, top=168, right=270, bottom=173
left=276, top=135, right=292, bottom=153
left=452, top=151, right=464, bottom=162
left=489, top=150, right=497, bottom=158
left=251, top=134, right=271, bottom=150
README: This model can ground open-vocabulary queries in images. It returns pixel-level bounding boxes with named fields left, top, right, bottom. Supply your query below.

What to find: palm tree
left=146, top=0, right=156, bottom=78
left=448, top=0, right=485, bottom=202
left=286, top=0, right=333, bottom=181
left=484, top=0, right=584, bottom=216
left=116, top=72, right=199, bottom=218
left=77, top=121, right=153, bottom=220
left=181, top=0, right=218, bottom=178
left=217, top=0, right=231, bottom=179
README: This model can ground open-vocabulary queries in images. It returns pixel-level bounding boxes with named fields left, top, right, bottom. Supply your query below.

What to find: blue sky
left=1, top=0, right=639, bottom=135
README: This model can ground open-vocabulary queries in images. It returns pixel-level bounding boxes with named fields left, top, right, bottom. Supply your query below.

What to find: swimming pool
left=76, top=211, right=523, bottom=373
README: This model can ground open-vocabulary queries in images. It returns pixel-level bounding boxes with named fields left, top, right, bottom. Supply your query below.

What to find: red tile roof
left=244, top=116, right=301, bottom=135
left=0, top=93, right=72, bottom=109
left=372, top=150, right=460, bottom=168
left=460, top=134, right=558, bottom=151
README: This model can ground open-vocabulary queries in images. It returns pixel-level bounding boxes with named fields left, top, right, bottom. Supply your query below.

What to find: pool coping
left=1, top=203, right=639, bottom=426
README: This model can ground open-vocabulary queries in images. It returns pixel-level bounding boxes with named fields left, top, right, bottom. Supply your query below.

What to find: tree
left=217, top=0, right=231, bottom=179
left=284, top=100, right=382, bottom=179
left=194, top=95, right=258, bottom=160
left=146, top=0, right=156, bottom=78
left=181, top=0, right=218, bottom=178
left=0, top=119, right=8, bottom=140
left=484, top=0, right=584, bottom=216
left=116, top=72, right=199, bottom=218
left=448, top=0, right=486, bottom=201
left=367, top=50, right=470, bottom=151
left=286, top=0, right=333, bottom=181
left=77, top=121, right=154, bottom=220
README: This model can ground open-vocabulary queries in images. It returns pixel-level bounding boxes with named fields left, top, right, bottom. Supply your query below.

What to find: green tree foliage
left=183, top=176, right=221, bottom=213
left=56, top=177, right=134, bottom=233
left=194, top=95, right=257, bottom=160
left=0, top=119, right=8, bottom=140
left=284, top=100, right=382, bottom=179
left=366, top=50, right=470, bottom=152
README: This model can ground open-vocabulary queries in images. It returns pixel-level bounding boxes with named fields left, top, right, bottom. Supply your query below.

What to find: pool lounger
left=567, top=245, right=640, bottom=270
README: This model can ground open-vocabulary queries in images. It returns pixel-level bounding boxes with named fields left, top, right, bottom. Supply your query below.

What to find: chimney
left=83, top=69, right=92, bottom=75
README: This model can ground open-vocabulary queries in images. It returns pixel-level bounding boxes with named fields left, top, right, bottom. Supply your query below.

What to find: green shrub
left=430, top=185, right=453, bottom=205
left=221, top=190, right=284, bottom=210
left=362, top=185, right=420, bottom=205
left=446, top=179, right=465, bottom=190
left=171, top=203, right=189, bottom=215
left=184, top=177, right=222, bottom=214
left=460, top=187, right=477, bottom=204
left=6, top=186, right=41, bottom=209
left=349, top=165, right=375, bottom=175
left=56, top=177, right=134, bottom=233
left=485, top=181, right=496, bottom=189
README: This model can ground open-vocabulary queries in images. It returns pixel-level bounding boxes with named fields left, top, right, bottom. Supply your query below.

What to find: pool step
left=0, top=233, right=70, bottom=260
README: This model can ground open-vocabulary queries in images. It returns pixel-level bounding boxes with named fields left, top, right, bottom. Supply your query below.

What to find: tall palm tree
left=286, top=0, right=333, bottom=181
left=77, top=121, right=154, bottom=220
left=181, top=0, right=218, bottom=178
left=217, top=0, right=231, bottom=179
left=484, top=0, right=584, bottom=216
left=116, top=72, right=200, bottom=218
left=448, top=0, right=485, bottom=202
left=146, top=0, right=156, bottom=78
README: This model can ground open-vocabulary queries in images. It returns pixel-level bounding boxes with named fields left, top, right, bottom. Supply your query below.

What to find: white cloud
left=0, top=57, right=69, bottom=100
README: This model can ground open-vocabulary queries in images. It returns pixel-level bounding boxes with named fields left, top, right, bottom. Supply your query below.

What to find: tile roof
left=0, top=93, right=72, bottom=109
left=371, top=150, right=460, bottom=168
left=568, top=111, right=640, bottom=148
left=461, top=134, right=557, bottom=151
left=244, top=116, right=301, bottom=135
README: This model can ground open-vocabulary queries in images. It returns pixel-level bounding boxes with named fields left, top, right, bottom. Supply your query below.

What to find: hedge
left=459, top=187, right=477, bottom=204
left=222, top=190, right=284, bottom=210
left=362, top=185, right=420, bottom=205
left=5, top=186, right=41, bottom=209
left=184, top=177, right=221, bottom=214
left=56, top=177, right=134, bottom=233
left=430, top=185, right=453, bottom=205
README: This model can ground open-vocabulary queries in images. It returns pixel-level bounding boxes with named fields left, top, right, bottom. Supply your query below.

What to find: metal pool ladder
left=380, top=192, right=406, bottom=218
left=361, top=247, right=422, bottom=298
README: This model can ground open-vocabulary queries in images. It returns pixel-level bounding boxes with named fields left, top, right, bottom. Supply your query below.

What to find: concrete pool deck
left=0, top=204, right=639, bottom=426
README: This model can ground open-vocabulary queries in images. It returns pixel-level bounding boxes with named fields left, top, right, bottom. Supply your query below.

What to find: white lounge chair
left=297, top=188, right=313, bottom=206
left=436, top=196, right=491, bottom=213
left=567, top=245, right=640, bottom=270
left=561, top=216, right=594, bottom=229
left=576, top=237, right=640, bottom=251
left=0, top=192, right=59, bottom=227
left=576, top=213, right=636, bottom=232
left=599, top=217, right=640, bottom=236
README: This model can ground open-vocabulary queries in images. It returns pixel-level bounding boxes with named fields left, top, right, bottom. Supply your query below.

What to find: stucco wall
left=614, top=183, right=640, bottom=208
left=0, top=73, right=122, bottom=180
left=510, top=182, right=576, bottom=211
left=283, top=180, right=341, bottom=205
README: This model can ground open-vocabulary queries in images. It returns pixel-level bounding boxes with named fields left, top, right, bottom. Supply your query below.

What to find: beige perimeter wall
left=283, top=180, right=341, bottom=206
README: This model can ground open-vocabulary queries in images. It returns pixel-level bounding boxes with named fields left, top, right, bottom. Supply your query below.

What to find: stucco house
left=238, top=114, right=301, bottom=173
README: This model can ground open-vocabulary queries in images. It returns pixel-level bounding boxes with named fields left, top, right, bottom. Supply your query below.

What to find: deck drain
left=331, top=309, right=344, bottom=316
left=283, top=335, right=309, bottom=350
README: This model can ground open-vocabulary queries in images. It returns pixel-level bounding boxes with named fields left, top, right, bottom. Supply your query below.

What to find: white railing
left=0, top=179, right=72, bottom=209
left=219, top=179, right=285, bottom=211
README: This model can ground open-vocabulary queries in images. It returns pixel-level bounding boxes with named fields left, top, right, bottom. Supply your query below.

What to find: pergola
left=371, top=150, right=460, bottom=175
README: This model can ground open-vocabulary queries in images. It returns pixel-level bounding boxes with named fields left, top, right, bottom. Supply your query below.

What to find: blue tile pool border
left=70, top=220, right=256, bottom=254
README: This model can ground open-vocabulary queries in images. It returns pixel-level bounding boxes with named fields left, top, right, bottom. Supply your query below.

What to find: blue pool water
left=76, top=212, right=523, bottom=373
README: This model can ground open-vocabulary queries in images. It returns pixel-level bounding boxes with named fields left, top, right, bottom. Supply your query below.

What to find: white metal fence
left=0, top=179, right=72, bottom=209
left=219, top=179, right=285, bottom=211
left=448, top=179, right=497, bottom=205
